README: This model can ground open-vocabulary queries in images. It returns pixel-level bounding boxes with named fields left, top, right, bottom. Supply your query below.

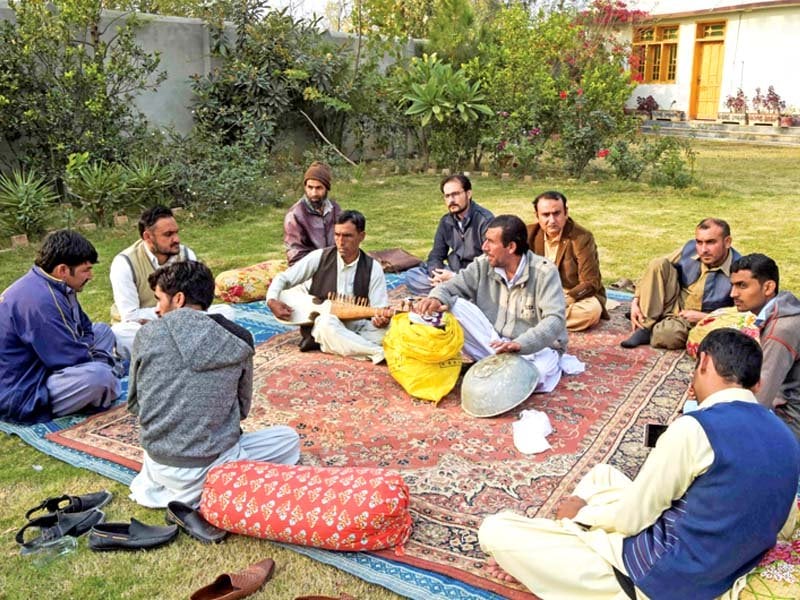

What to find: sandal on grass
left=16, top=508, right=106, bottom=555
left=25, top=490, right=112, bottom=520
left=610, top=278, right=635, bottom=293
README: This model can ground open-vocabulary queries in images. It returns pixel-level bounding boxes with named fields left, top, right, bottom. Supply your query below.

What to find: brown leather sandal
left=191, top=558, right=275, bottom=600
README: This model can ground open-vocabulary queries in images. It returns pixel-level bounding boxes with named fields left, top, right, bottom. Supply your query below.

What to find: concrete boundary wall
left=0, top=2, right=416, bottom=137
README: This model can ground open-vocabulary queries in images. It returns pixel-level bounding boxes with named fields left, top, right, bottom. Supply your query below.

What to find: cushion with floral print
left=686, top=306, right=760, bottom=358
left=214, top=260, right=287, bottom=303
left=199, top=461, right=413, bottom=552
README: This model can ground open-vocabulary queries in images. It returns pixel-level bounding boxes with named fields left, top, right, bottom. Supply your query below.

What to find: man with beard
left=406, top=174, right=493, bottom=295
left=110, top=206, right=202, bottom=359
left=621, top=218, right=740, bottom=350
left=284, top=161, right=341, bottom=266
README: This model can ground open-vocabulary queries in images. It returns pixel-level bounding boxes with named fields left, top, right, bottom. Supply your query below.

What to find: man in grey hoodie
left=730, top=253, right=800, bottom=439
left=128, top=261, right=300, bottom=508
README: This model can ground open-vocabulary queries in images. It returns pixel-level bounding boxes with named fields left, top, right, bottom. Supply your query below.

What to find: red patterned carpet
left=48, top=306, right=691, bottom=599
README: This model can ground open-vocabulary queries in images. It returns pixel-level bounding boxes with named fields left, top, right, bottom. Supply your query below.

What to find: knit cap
left=303, top=161, right=332, bottom=190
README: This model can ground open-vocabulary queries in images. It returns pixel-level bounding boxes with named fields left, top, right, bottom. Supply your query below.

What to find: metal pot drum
left=460, top=353, right=540, bottom=418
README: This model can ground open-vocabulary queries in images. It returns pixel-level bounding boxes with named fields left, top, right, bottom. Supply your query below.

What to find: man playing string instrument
left=267, top=210, right=390, bottom=364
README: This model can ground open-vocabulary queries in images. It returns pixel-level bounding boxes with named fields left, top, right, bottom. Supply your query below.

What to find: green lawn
left=1, top=140, right=800, bottom=599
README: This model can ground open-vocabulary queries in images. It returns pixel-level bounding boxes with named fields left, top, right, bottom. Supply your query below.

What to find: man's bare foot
left=486, top=557, right=519, bottom=583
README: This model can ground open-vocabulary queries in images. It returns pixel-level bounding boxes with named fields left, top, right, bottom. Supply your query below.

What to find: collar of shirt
left=451, top=202, right=473, bottom=230
left=700, top=387, right=758, bottom=410
left=494, top=253, right=528, bottom=288
left=35, top=266, right=74, bottom=295
left=693, top=249, right=735, bottom=276
left=338, top=251, right=360, bottom=270
left=302, top=196, right=332, bottom=216
left=755, top=296, right=778, bottom=327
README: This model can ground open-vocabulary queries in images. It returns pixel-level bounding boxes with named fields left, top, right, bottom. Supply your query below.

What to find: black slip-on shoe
left=166, top=501, right=227, bottom=544
left=17, top=509, right=106, bottom=555
left=25, top=490, right=112, bottom=520
left=620, top=328, right=652, bottom=348
left=89, top=518, right=178, bottom=551
left=298, top=337, right=321, bottom=352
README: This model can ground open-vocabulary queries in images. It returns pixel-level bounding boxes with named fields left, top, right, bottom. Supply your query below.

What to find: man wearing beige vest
left=110, top=206, right=232, bottom=360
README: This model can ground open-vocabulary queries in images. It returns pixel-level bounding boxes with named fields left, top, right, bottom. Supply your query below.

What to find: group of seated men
left=0, top=161, right=799, bottom=599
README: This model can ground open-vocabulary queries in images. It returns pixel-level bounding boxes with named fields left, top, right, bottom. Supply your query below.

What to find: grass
left=1, top=140, right=800, bottom=599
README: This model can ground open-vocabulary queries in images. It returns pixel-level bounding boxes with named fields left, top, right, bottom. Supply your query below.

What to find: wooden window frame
left=633, top=25, right=679, bottom=84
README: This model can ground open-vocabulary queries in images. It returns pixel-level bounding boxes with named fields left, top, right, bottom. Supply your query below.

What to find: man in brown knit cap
left=283, top=161, right=342, bottom=266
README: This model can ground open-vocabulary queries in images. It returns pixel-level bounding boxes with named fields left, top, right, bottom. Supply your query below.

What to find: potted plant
left=652, top=100, right=685, bottom=122
left=719, top=89, right=748, bottom=125
left=636, top=95, right=658, bottom=120
left=749, top=86, right=780, bottom=125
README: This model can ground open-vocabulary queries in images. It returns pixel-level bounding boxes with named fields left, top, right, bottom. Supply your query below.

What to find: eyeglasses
left=444, top=190, right=465, bottom=200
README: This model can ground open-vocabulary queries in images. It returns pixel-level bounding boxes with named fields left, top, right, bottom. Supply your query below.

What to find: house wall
left=627, top=2, right=800, bottom=115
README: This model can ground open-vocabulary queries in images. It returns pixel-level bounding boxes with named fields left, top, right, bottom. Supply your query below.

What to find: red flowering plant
left=481, top=109, right=546, bottom=174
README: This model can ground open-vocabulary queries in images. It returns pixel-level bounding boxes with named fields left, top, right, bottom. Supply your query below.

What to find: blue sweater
left=0, top=267, right=104, bottom=423
left=623, top=401, right=800, bottom=599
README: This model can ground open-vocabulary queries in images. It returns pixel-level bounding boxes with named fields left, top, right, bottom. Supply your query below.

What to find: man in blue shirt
left=0, top=230, right=121, bottom=423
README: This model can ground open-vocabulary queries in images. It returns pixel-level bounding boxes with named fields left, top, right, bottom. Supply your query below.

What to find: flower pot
left=749, top=112, right=779, bottom=126
left=717, top=112, right=747, bottom=125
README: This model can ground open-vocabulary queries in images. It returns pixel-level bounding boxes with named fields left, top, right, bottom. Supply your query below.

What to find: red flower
left=577, top=88, right=584, bottom=96
left=597, top=148, right=610, bottom=158
left=559, top=90, right=568, bottom=100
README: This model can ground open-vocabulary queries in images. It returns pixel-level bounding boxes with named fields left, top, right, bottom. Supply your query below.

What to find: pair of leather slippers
left=89, top=501, right=227, bottom=550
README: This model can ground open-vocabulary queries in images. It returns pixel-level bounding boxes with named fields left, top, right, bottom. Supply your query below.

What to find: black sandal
left=25, top=490, right=112, bottom=520
left=16, top=509, right=106, bottom=555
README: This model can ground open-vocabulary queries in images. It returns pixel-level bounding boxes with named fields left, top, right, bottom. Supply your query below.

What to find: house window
left=633, top=25, right=679, bottom=83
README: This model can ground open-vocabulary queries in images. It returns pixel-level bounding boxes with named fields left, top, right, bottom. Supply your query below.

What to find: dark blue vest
left=622, top=401, right=800, bottom=599
left=673, top=241, right=740, bottom=312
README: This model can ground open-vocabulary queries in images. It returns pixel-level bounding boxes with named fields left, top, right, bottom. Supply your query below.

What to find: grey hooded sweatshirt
left=128, top=308, right=254, bottom=467
left=757, top=291, right=800, bottom=440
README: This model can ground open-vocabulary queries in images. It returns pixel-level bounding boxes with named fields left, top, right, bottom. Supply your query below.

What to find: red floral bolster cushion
left=199, top=461, right=413, bottom=552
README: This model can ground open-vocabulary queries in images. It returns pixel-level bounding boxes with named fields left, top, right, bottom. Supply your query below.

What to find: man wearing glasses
left=406, top=174, right=493, bottom=295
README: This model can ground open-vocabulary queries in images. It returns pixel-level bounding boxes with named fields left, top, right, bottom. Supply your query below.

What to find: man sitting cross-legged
left=405, top=173, right=494, bottom=296
left=128, top=261, right=300, bottom=508
left=0, top=230, right=121, bottom=424
left=414, top=214, right=568, bottom=392
left=479, top=328, right=800, bottom=600
left=730, top=253, right=800, bottom=440
left=110, top=205, right=235, bottom=360
left=527, top=190, right=608, bottom=332
left=267, top=209, right=389, bottom=364
left=283, top=161, right=341, bottom=266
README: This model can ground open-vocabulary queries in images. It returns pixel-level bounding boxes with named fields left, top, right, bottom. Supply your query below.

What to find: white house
left=626, top=0, right=800, bottom=120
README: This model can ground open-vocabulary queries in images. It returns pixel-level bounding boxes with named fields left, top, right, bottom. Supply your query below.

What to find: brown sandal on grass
left=190, top=558, right=275, bottom=600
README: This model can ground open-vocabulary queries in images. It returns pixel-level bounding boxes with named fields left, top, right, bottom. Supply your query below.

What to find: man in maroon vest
left=267, top=210, right=389, bottom=364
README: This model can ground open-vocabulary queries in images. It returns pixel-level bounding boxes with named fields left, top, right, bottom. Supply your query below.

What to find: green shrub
left=168, top=133, right=281, bottom=216
left=0, top=0, right=165, bottom=183
left=646, top=137, right=697, bottom=188
left=124, top=158, right=174, bottom=208
left=608, top=140, right=647, bottom=181
left=0, top=169, right=58, bottom=236
left=64, top=153, right=128, bottom=226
